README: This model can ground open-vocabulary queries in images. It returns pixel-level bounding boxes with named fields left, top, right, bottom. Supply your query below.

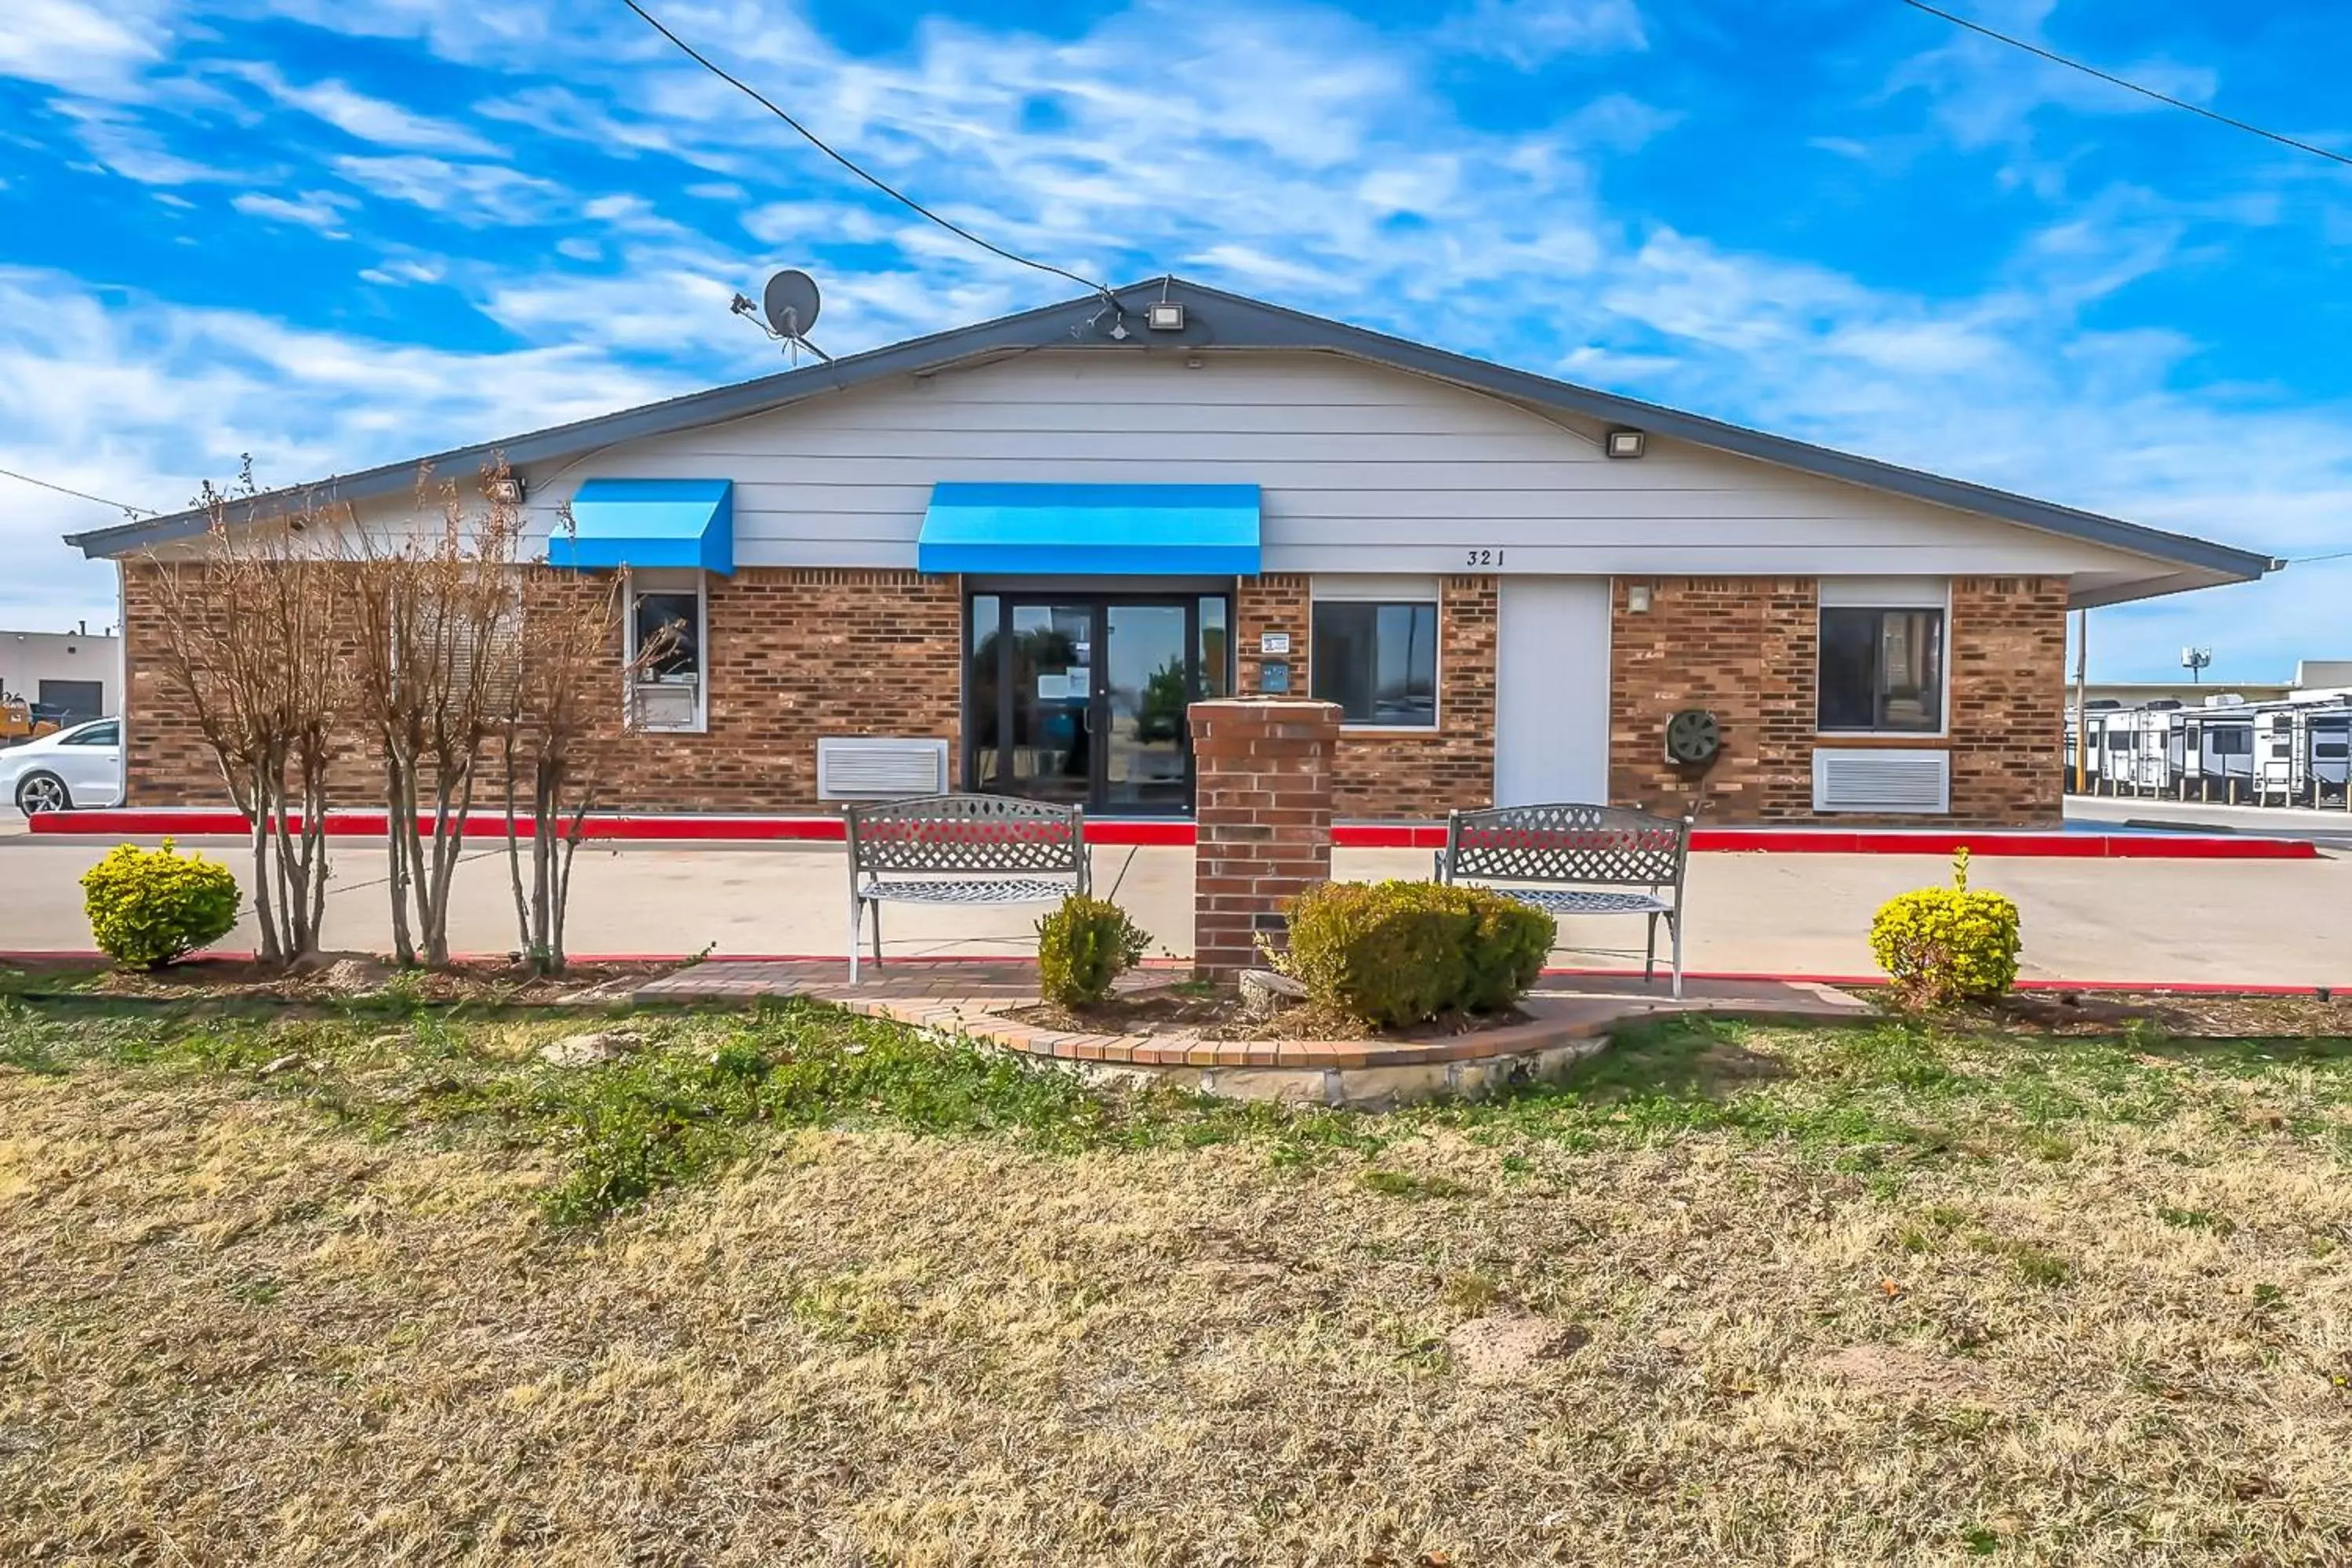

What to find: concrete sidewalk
left=2, top=832, right=2345, bottom=986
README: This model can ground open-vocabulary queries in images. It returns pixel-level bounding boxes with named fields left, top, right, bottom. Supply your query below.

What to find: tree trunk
left=502, top=737, right=532, bottom=961
left=246, top=768, right=282, bottom=965
left=384, top=747, right=416, bottom=967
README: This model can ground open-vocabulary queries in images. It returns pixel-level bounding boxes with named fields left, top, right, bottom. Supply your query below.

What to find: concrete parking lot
left=2, top=829, right=2345, bottom=985
left=2064, top=793, right=2352, bottom=846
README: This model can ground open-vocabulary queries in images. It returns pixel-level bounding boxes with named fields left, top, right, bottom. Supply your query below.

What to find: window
left=1818, top=607, right=1944, bottom=733
left=61, top=720, right=118, bottom=747
left=626, top=573, right=706, bottom=732
left=1312, top=601, right=1437, bottom=727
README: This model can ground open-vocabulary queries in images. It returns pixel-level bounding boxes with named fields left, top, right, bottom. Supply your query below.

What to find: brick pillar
left=1189, top=697, right=1340, bottom=977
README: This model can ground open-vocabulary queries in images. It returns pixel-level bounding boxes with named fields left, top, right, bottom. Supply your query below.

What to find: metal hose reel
left=1664, top=708, right=1722, bottom=770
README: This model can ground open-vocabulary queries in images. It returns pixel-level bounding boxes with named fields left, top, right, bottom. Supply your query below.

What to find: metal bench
left=844, top=794, right=1089, bottom=982
left=1434, top=803, right=1695, bottom=997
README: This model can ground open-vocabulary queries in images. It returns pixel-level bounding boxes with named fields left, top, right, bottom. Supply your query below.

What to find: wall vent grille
left=1811, top=748, right=1950, bottom=814
left=817, top=737, right=949, bottom=799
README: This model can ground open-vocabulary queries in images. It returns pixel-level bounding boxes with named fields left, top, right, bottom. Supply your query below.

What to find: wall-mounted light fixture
left=1605, top=427, right=1646, bottom=459
left=487, top=476, right=527, bottom=504
left=1146, top=301, right=1186, bottom=332
left=1627, top=583, right=1653, bottom=613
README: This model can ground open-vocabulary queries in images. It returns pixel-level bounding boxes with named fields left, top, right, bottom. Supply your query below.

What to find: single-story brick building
left=67, top=278, right=2272, bottom=826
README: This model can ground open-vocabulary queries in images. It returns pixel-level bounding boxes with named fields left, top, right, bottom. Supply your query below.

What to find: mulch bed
left=1004, top=982, right=1530, bottom=1044
left=4, top=953, right=667, bottom=1006
left=1931, top=989, right=2352, bottom=1040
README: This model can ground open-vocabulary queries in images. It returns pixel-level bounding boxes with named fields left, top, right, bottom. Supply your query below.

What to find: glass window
left=1817, top=607, right=1944, bottom=733
left=633, top=591, right=700, bottom=680
left=1312, top=601, right=1437, bottom=727
left=627, top=580, right=706, bottom=732
left=62, top=720, right=118, bottom=747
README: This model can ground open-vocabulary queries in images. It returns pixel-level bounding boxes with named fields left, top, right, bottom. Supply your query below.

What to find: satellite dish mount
left=728, top=268, right=833, bottom=365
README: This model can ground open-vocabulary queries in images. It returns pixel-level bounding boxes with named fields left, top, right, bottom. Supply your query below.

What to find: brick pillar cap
left=1187, top=697, right=1342, bottom=717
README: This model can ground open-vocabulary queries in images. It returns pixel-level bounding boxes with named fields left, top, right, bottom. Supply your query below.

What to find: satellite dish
left=762, top=269, right=822, bottom=340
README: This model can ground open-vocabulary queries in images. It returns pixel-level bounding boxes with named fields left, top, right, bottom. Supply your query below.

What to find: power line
left=1898, top=0, right=2352, bottom=170
left=2288, top=549, right=2352, bottom=564
left=0, top=465, right=154, bottom=518
left=615, top=0, right=1121, bottom=304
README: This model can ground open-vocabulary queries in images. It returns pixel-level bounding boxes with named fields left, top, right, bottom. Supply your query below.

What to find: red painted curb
left=19, top=808, right=2323, bottom=859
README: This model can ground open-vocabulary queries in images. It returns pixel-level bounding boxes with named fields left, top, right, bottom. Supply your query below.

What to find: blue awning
left=917, top=483, right=1261, bottom=575
left=548, top=478, right=734, bottom=575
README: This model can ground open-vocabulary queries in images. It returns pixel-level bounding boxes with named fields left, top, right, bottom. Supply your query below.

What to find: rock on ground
left=539, top=1029, right=648, bottom=1068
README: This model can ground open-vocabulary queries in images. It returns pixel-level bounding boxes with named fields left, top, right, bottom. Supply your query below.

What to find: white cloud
left=55, top=100, right=254, bottom=184
left=554, top=236, right=601, bottom=261
left=220, top=62, right=501, bottom=154
left=358, top=256, right=448, bottom=285
left=0, top=0, right=172, bottom=96
left=233, top=189, right=358, bottom=236
left=328, top=154, right=569, bottom=223
left=1438, top=0, right=1646, bottom=67
left=0, top=263, right=684, bottom=625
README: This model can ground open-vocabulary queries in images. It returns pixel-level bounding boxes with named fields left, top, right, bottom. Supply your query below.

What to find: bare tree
left=142, top=462, right=350, bottom=965
left=496, top=515, right=680, bottom=975
left=347, top=459, right=524, bottom=967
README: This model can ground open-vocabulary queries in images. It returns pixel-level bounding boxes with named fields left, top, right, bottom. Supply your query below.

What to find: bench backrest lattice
left=1440, top=803, right=1690, bottom=890
left=845, top=794, right=1089, bottom=887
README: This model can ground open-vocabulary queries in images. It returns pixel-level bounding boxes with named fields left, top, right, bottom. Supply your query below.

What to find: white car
left=2, top=719, right=123, bottom=814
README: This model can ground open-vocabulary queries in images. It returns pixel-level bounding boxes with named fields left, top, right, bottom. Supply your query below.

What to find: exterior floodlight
left=1605, top=427, right=1646, bottom=459
left=1146, top=301, right=1186, bottom=332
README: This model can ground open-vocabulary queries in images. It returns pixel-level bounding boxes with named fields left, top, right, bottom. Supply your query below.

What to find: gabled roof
left=67, top=276, right=2278, bottom=601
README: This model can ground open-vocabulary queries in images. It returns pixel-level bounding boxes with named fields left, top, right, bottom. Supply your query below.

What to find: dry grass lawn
left=4, top=998, right=2351, bottom=1566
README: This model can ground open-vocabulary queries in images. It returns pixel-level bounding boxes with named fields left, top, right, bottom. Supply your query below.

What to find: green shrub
left=1460, top=895, right=1556, bottom=1012
left=1280, top=880, right=1557, bottom=1029
left=1036, top=895, right=1152, bottom=1007
left=1869, top=848, right=2022, bottom=1008
left=81, top=838, right=242, bottom=970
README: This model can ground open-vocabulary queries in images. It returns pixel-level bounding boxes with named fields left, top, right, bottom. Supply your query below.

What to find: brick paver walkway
left=635, top=959, right=1870, bottom=1073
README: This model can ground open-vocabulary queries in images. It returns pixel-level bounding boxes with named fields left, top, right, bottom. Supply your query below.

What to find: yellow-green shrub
left=1868, top=848, right=2021, bottom=1007
left=81, top=838, right=242, bottom=969
left=1036, top=894, right=1152, bottom=1007
left=1280, top=880, right=1556, bottom=1029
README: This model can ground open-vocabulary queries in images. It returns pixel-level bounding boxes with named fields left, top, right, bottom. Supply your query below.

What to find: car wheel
left=14, top=771, right=71, bottom=815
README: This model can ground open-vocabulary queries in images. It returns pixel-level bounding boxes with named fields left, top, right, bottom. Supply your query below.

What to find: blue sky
left=0, top=0, right=2345, bottom=681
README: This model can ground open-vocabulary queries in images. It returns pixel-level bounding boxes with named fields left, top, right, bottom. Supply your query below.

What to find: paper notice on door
left=1036, top=673, right=1069, bottom=700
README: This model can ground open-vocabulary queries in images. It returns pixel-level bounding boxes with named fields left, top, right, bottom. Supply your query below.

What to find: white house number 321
left=1464, top=548, right=1504, bottom=566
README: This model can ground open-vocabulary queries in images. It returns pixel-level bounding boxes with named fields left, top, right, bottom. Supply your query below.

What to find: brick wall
left=1609, top=576, right=1817, bottom=822
left=122, top=564, right=964, bottom=813
left=1232, top=573, right=1497, bottom=818
left=1189, top=698, right=1339, bottom=975
left=1607, top=575, right=2068, bottom=827
left=122, top=561, right=383, bottom=807
left=1947, top=575, right=2069, bottom=826
left=570, top=567, right=963, bottom=813
left=122, top=561, right=2066, bottom=825
left=123, top=563, right=234, bottom=804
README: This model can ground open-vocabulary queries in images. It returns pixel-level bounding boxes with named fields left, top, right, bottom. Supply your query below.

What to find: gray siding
left=523, top=350, right=2153, bottom=579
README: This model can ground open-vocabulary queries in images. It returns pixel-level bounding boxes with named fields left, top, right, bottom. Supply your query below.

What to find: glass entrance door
left=967, top=593, right=1230, bottom=816
left=1102, top=603, right=1189, bottom=814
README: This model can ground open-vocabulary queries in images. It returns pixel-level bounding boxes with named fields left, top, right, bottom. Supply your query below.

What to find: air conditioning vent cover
left=817, top=737, right=949, bottom=800
left=1811, top=748, right=1950, bottom=814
